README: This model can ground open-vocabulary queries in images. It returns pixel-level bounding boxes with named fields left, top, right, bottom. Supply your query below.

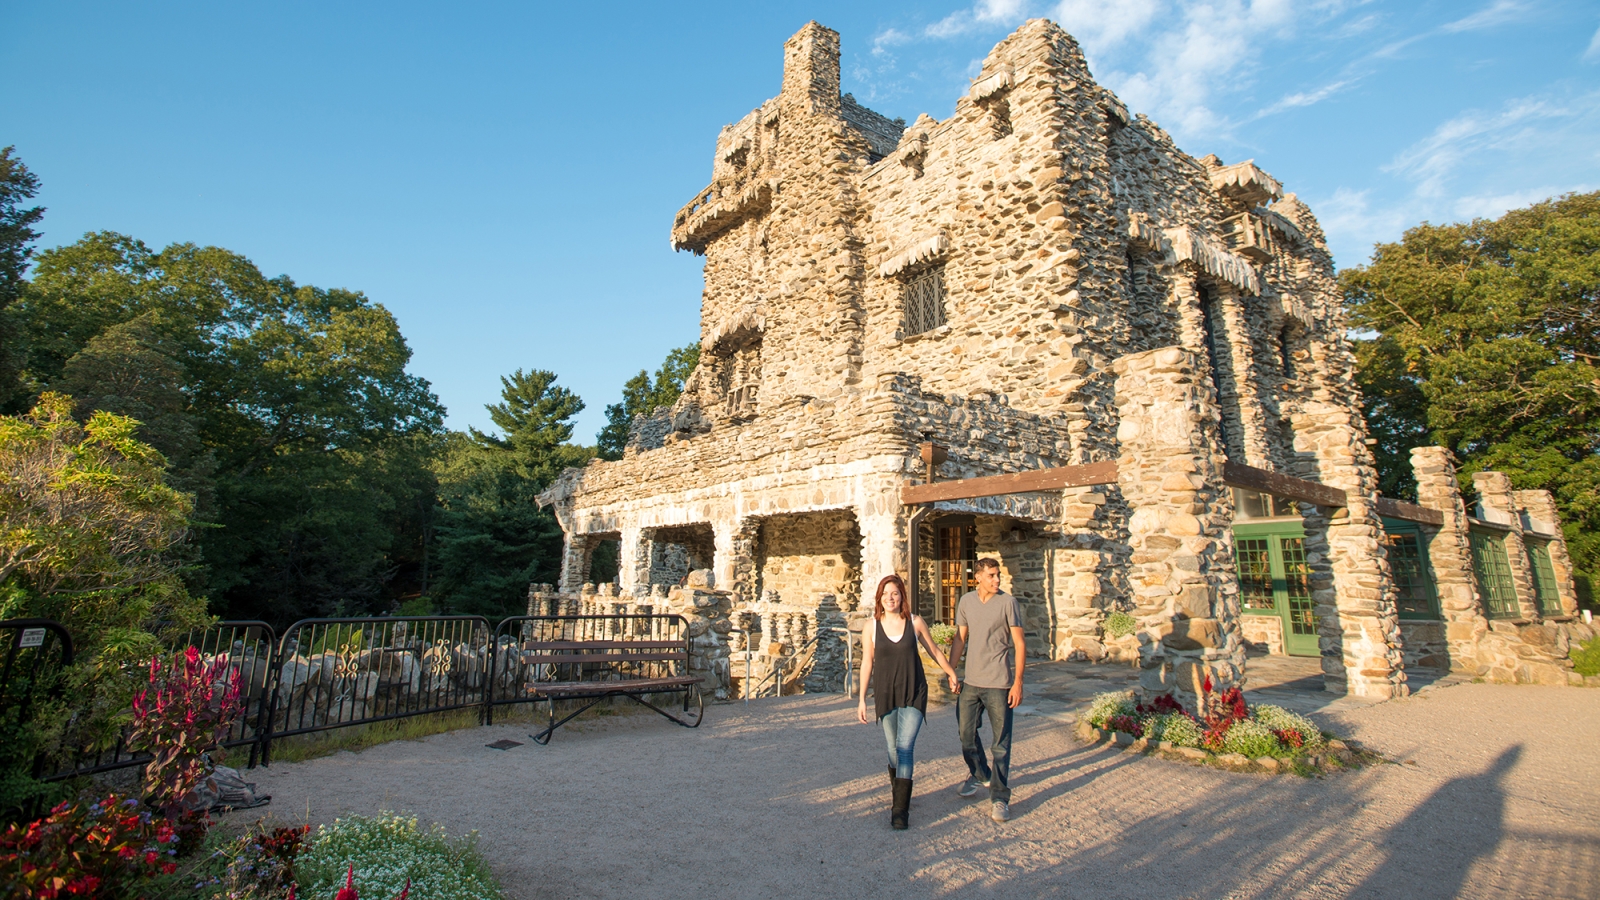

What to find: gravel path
left=244, top=681, right=1600, bottom=899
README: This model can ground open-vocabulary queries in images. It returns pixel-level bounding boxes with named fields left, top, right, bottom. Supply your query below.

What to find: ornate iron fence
left=0, top=619, right=75, bottom=787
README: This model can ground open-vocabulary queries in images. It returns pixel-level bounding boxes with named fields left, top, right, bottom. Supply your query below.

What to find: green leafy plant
left=295, top=813, right=501, bottom=900
left=1571, top=638, right=1600, bottom=678
left=1221, top=718, right=1282, bottom=758
left=1084, top=691, right=1136, bottom=729
left=1142, top=712, right=1203, bottom=748
left=1103, top=610, right=1137, bottom=639
left=0, top=793, right=182, bottom=898
left=129, top=646, right=244, bottom=817
left=1253, top=705, right=1326, bottom=753
left=929, top=623, right=956, bottom=647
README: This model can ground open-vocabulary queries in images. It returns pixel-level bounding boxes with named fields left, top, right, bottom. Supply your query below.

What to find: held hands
left=948, top=674, right=961, bottom=694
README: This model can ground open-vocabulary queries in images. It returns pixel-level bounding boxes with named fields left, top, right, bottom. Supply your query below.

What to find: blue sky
left=5, top=1, right=1597, bottom=440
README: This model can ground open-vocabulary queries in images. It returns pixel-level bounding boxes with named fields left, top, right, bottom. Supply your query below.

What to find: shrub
left=1103, top=610, right=1137, bottom=639
left=1221, top=718, right=1282, bottom=759
left=1084, top=691, right=1136, bottom=729
left=296, top=813, right=501, bottom=900
left=1142, top=712, right=1203, bottom=748
left=1253, top=705, right=1326, bottom=753
left=1572, top=638, right=1600, bottom=678
left=208, top=822, right=310, bottom=899
left=929, top=623, right=956, bottom=647
left=129, top=646, right=244, bottom=816
left=0, top=793, right=182, bottom=898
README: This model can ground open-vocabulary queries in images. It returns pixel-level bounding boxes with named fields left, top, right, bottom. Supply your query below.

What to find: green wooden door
left=1234, top=522, right=1319, bottom=656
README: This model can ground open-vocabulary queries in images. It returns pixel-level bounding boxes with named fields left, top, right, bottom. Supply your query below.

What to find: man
left=948, top=556, right=1025, bottom=823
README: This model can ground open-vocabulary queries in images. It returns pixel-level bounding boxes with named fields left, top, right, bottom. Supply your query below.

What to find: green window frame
left=1469, top=527, right=1520, bottom=619
left=1527, top=540, right=1564, bottom=617
left=1382, top=519, right=1439, bottom=620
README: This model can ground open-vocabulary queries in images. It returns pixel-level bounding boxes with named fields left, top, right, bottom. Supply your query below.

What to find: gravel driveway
left=245, top=680, right=1600, bottom=899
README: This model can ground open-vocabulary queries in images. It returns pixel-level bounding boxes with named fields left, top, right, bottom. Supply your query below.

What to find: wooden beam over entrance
left=1220, top=461, right=1347, bottom=508
left=901, top=461, right=1118, bottom=505
left=1374, top=496, right=1445, bottom=527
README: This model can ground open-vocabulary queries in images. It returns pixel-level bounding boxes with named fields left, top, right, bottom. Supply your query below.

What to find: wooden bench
left=517, top=619, right=703, bottom=744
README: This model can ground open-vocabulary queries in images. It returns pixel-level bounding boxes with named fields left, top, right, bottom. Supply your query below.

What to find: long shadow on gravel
left=1348, top=745, right=1516, bottom=900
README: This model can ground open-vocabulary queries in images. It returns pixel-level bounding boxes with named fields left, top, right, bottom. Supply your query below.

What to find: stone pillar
left=558, top=535, right=590, bottom=594
left=1213, top=285, right=1273, bottom=467
left=1111, top=346, right=1246, bottom=705
left=617, top=526, right=649, bottom=597
left=715, top=518, right=761, bottom=605
left=1411, top=447, right=1488, bottom=669
left=1473, top=472, right=1540, bottom=620
left=1513, top=489, right=1579, bottom=616
left=856, top=500, right=904, bottom=613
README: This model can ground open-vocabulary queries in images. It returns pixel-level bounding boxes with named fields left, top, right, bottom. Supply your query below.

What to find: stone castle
left=538, top=20, right=1588, bottom=703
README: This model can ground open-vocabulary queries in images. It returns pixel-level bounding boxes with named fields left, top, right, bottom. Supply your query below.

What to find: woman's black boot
left=891, top=778, right=912, bottom=830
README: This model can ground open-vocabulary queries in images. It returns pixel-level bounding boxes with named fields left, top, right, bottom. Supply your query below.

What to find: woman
left=857, top=574, right=960, bottom=830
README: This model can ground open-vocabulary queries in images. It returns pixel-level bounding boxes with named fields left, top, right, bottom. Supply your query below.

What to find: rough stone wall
left=1112, top=347, right=1247, bottom=704
left=538, top=18, right=1583, bottom=697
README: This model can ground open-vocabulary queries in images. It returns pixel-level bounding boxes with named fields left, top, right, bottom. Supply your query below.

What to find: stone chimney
left=782, top=22, right=840, bottom=112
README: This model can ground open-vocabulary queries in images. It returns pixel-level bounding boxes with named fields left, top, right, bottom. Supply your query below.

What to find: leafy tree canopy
left=596, top=343, right=699, bottom=460
left=1342, top=191, right=1600, bottom=581
left=0, top=146, right=43, bottom=313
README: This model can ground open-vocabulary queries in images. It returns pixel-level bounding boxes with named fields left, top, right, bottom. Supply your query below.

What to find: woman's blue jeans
left=880, top=706, right=925, bottom=779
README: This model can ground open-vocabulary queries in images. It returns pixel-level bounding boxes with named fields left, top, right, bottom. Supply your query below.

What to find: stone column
left=558, top=535, right=591, bottom=594
left=1111, top=346, right=1246, bottom=705
left=715, top=518, right=762, bottom=605
left=856, top=498, right=904, bottom=612
left=1213, top=284, right=1273, bottom=467
left=1473, top=472, right=1540, bottom=620
left=1513, top=489, right=1579, bottom=616
left=1411, top=447, right=1488, bottom=669
left=617, top=526, right=649, bottom=597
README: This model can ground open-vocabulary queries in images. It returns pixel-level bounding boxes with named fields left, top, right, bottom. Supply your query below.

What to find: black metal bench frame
left=498, top=615, right=704, bottom=745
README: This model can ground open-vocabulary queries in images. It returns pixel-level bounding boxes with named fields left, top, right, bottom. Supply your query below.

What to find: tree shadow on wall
left=1346, top=744, right=1519, bottom=900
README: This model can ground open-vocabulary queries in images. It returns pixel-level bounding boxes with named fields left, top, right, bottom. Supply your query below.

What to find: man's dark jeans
left=957, top=686, right=1013, bottom=803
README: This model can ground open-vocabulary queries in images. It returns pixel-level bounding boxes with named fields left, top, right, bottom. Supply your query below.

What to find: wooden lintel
left=1374, top=497, right=1445, bottom=527
left=1220, top=461, right=1347, bottom=508
left=902, top=461, right=1118, bottom=505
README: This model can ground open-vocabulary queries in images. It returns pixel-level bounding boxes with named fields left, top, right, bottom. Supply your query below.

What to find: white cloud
left=1049, top=0, right=1162, bottom=52
left=1452, top=185, right=1591, bottom=220
left=1585, top=24, right=1600, bottom=61
left=1386, top=96, right=1570, bottom=198
left=926, top=0, right=1032, bottom=39
left=872, top=28, right=912, bottom=57
left=1254, top=78, right=1352, bottom=118
left=1439, top=0, right=1528, bottom=34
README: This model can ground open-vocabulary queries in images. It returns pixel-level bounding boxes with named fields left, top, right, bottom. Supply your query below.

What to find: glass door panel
left=1233, top=523, right=1318, bottom=657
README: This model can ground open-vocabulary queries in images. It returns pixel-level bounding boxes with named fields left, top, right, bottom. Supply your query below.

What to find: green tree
left=431, top=370, right=591, bottom=616
left=13, top=234, right=444, bottom=622
left=1342, top=191, right=1600, bottom=589
left=0, top=147, right=45, bottom=405
left=595, top=344, right=700, bottom=459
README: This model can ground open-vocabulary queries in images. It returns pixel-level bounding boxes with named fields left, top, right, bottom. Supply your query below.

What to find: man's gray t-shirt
left=956, top=590, right=1023, bottom=689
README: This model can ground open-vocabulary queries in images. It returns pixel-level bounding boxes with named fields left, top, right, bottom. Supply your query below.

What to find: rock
left=1217, top=752, right=1250, bottom=767
left=1160, top=618, right=1223, bottom=651
left=1177, top=747, right=1209, bottom=760
left=1256, top=757, right=1280, bottom=772
left=685, top=569, right=714, bottom=590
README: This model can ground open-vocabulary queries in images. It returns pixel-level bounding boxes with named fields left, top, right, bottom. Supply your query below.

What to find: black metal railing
left=259, top=616, right=493, bottom=764
left=0, top=612, right=714, bottom=776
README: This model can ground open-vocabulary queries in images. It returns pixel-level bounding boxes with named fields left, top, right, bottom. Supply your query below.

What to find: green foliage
left=1084, top=691, right=1136, bottom=729
left=0, top=147, right=44, bottom=402
left=14, top=233, right=445, bottom=622
left=929, top=622, right=956, bottom=646
left=1221, top=717, right=1282, bottom=759
left=1342, top=192, right=1600, bottom=581
left=595, top=344, right=700, bottom=460
left=1252, top=704, right=1326, bottom=752
left=296, top=812, right=503, bottom=900
left=1571, top=638, right=1600, bottom=677
left=396, top=596, right=434, bottom=617
left=1103, top=609, right=1137, bottom=639
left=430, top=369, right=589, bottom=616
left=0, top=793, right=193, bottom=897
left=1142, top=712, right=1203, bottom=748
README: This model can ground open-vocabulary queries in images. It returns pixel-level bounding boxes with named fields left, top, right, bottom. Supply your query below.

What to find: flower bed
left=1076, top=686, right=1377, bottom=775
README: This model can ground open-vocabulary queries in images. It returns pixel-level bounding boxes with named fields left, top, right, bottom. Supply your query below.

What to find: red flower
left=336, top=863, right=359, bottom=900
left=162, top=862, right=177, bottom=874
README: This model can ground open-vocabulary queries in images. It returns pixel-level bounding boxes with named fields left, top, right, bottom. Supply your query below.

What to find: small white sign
left=19, top=628, right=46, bottom=649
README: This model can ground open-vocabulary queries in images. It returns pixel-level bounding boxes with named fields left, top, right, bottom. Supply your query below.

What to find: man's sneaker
left=991, top=800, right=1011, bottom=823
left=957, top=776, right=990, bottom=798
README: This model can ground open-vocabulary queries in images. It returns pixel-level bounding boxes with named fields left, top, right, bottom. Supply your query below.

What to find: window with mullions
left=902, top=266, right=947, bottom=336
left=1382, top=521, right=1439, bottom=619
left=1469, top=528, right=1519, bottom=619
left=1527, top=540, right=1564, bottom=617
